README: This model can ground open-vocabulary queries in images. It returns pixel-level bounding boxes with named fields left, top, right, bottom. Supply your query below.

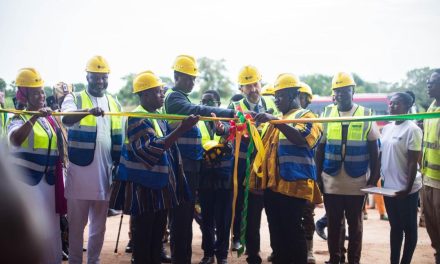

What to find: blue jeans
left=384, top=191, right=419, bottom=264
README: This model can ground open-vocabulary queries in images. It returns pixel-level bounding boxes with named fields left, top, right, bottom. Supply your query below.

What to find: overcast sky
left=0, top=0, right=439, bottom=93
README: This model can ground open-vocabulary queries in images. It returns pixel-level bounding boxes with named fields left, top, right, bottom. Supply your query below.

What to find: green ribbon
left=236, top=112, right=254, bottom=257
left=270, top=111, right=440, bottom=124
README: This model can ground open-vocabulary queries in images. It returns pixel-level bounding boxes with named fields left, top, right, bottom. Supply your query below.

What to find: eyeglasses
left=200, top=99, right=219, bottom=106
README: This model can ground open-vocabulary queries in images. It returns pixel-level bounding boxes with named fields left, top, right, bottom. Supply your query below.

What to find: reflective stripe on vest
left=164, top=88, right=203, bottom=160
left=422, top=100, right=440, bottom=180
left=323, top=105, right=372, bottom=178
left=11, top=115, right=58, bottom=186
left=278, top=109, right=317, bottom=181
left=0, top=106, right=5, bottom=136
left=67, top=90, right=123, bottom=166
left=116, top=105, right=170, bottom=188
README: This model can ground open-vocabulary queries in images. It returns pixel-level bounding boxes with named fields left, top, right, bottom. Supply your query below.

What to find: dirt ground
left=76, top=205, right=435, bottom=264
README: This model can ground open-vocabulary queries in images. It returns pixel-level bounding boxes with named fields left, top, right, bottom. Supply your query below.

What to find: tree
left=43, top=86, right=52, bottom=97
left=116, top=73, right=137, bottom=107
left=73, top=83, right=86, bottom=92
left=300, top=74, right=332, bottom=96
left=197, top=57, right=234, bottom=100
left=0, top=78, right=6, bottom=91
left=160, top=76, right=174, bottom=88
left=390, top=67, right=433, bottom=111
left=352, top=73, right=379, bottom=94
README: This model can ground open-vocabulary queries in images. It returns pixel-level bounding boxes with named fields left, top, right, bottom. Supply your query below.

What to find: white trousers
left=67, top=199, right=109, bottom=264
left=21, top=180, right=62, bottom=264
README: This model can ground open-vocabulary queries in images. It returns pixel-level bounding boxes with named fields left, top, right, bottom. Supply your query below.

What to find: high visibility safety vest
left=198, top=120, right=233, bottom=178
left=232, top=97, right=278, bottom=163
left=164, top=88, right=203, bottom=160
left=67, top=90, right=123, bottom=166
left=117, top=105, right=170, bottom=189
left=422, top=100, right=440, bottom=180
left=278, top=109, right=317, bottom=181
left=10, top=115, right=58, bottom=186
left=0, top=105, right=6, bottom=136
left=323, top=105, right=372, bottom=178
left=262, top=95, right=276, bottom=110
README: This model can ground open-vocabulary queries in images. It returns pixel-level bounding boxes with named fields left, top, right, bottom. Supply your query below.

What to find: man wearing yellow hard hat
left=113, top=70, right=198, bottom=264
left=228, top=65, right=278, bottom=262
left=252, top=73, right=322, bottom=264
left=163, top=55, right=235, bottom=264
left=298, top=82, right=314, bottom=109
left=8, top=68, right=63, bottom=263
left=61, top=56, right=124, bottom=263
left=296, top=81, right=320, bottom=263
left=315, top=72, right=380, bottom=264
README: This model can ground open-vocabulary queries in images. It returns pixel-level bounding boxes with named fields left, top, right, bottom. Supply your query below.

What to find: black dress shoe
left=161, top=246, right=172, bottom=263
left=108, top=208, right=121, bottom=217
left=62, top=250, right=68, bottom=261
left=217, top=258, right=228, bottom=264
left=125, top=240, right=133, bottom=253
left=231, top=240, right=241, bottom=251
left=199, top=256, right=215, bottom=264
left=267, top=252, right=274, bottom=262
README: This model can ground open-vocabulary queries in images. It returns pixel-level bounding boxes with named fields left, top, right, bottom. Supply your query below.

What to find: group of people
left=0, top=54, right=439, bottom=264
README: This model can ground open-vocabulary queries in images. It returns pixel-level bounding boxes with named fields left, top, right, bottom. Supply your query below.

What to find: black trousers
left=170, top=200, right=194, bottom=264
left=384, top=192, right=419, bottom=264
left=170, top=170, right=198, bottom=264
left=264, top=189, right=307, bottom=264
left=324, top=194, right=365, bottom=264
left=132, top=210, right=167, bottom=264
left=199, top=188, right=233, bottom=260
left=245, top=191, right=265, bottom=264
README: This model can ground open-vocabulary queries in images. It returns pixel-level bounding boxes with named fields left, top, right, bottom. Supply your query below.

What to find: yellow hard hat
left=172, top=55, right=198, bottom=76
left=298, top=82, right=313, bottom=99
left=238, top=65, right=262, bottom=86
left=15, top=68, right=44, bottom=88
left=261, top=83, right=275, bottom=96
left=331, top=72, right=356, bottom=90
left=86, top=55, right=110, bottom=73
left=203, top=140, right=223, bottom=151
left=203, top=140, right=225, bottom=165
left=274, top=73, right=301, bottom=92
left=133, top=71, right=165, bottom=93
